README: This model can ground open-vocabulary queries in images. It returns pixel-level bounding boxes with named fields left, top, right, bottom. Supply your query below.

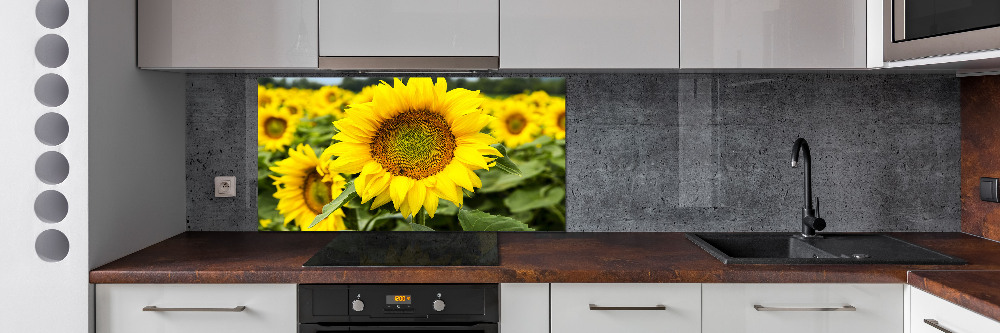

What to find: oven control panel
left=299, top=284, right=498, bottom=323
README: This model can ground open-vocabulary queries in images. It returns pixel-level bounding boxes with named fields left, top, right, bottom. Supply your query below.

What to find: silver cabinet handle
left=143, top=306, right=246, bottom=312
left=924, top=319, right=955, bottom=333
left=589, top=304, right=666, bottom=311
left=753, top=305, right=856, bottom=312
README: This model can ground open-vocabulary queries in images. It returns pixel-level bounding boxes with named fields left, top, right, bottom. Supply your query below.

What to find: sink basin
left=686, top=233, right=966, bottom=265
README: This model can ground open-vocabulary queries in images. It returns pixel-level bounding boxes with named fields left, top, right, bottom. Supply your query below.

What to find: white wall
left=88, top=0, right=186, bottom=270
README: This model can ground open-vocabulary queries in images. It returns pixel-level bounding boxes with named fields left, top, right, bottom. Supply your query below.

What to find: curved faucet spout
left=791, top=138, right=824, bottom=237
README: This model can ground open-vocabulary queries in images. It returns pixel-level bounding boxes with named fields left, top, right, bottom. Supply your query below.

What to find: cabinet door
left=911, top=287, right=1000, bottom=333
left=319, top=0, right=499, bottom=57
left=500, top=0, right=680, bottom=69
left=550, top=283, right=700, bottom=333
left=702, top=283, right=903, bottom=333
left=681, top=0, right=868, bottom=68
left=500, top=284, right=549, bottom=333
left=96, top=284, right=297, bottom=333
left=138, top=0, right=318, bottom=69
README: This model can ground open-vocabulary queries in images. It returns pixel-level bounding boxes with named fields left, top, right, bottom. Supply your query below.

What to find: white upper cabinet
left=319, top=0, right=499, bottom=57
left=500, top=0, right=680, bottom=69
left=681, top=0, right=875, bottom=68
left=137, top=0, right=318, bottom=69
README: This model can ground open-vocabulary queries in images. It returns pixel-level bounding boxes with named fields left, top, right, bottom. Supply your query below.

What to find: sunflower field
left=257, top=77, right=566, bottom=232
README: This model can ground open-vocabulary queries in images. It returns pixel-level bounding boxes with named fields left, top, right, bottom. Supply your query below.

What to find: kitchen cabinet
left=702, top=283, right=903, bottom=333
left=550, top=283, right=701, bottom=333
left=318, top=0, right=499, bottom=70
left=96, top=284, right=297, bottom=333
left=910, top=287, right=1000, bottom=333
left=500, top=0, right=680, bottom=69
left=680, top=0, right=876, bottom=68
left=137, top=0, right=318, bottom=69
left=500, top=284, right=549, bottom=333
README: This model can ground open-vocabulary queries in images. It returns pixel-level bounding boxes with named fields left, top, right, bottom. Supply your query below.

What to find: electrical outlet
left=215, top=176, right=236, bottom=197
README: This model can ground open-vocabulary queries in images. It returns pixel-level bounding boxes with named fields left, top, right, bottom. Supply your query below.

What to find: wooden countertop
left=90, top=231, right=1000, bottom=284
left=908, top=270, right=1000, bottom=323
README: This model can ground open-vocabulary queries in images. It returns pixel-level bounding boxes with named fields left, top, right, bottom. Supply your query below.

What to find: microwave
left=884, top=0, right=1000, bottom=62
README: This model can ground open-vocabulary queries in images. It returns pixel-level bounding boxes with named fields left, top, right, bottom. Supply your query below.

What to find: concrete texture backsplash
left=186, top=73, right=960, bottom=232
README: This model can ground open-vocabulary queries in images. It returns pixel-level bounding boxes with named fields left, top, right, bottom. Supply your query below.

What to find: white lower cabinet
left=500, top=283, right=550, bottom=333
left=910, top=287, right=1000, bottom=333
left=550, top=283, right=702, bottom=333
left=95, top=284, right=297, bottom=333
left=702, top=283, right=903, bottom=333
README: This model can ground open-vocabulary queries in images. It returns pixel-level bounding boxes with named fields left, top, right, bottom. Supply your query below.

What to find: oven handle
left=300, top=324, right=498, bottom=333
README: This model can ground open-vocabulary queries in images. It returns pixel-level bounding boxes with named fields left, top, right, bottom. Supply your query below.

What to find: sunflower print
left=258, top=104, right=299, bottom=152
left=542, top=97, right=566, bottom=140
left=326, top=78, right=501, bottom=219
left=489, top=100, right=541, bottom=148
left=270, top=144, right=348, bottom=231
left=310, top=86, right=354, bottom=118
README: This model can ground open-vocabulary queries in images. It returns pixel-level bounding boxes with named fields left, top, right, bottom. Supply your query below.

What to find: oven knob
left=432, top=299, right=446, bottom=312
left=352, top=299, right=365, bottom=312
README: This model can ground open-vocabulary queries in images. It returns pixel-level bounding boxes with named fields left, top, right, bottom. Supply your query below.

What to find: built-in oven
left=884, top=0, right=1000, bottom=61
left=299, top=284, right=498, bottom=333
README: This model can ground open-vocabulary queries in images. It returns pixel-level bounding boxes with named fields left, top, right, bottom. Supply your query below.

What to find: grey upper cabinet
left=138, top=0, right=318, bottom=69
left=681, top=0, right=877, bottom=69
left=500, top=0, right=680, bottom=69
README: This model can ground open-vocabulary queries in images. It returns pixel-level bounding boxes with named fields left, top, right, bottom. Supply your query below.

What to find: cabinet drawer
left=911, top=287, right=1000, bottom=333
left=96, top=284, right=296, bottom=333
left=702, top=283, right=902, bottom=333
left=550, top=283, right=700, bottom=333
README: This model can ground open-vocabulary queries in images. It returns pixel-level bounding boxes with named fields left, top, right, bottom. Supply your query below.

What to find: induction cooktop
left=303, top=232, right=499, bottom=266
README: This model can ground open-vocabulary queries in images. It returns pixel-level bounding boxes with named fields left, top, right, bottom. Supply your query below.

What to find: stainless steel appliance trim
left=142, top=305, right=247, bottom=312
left=318, top=57, right=499, bottom=71
left=753, top=305, right=856, bottom=312
left=923, top=319, right=954, bottom=333
left=588, top=304, right=667, bottom=311
left=884, top=0, right=1000, bottom=62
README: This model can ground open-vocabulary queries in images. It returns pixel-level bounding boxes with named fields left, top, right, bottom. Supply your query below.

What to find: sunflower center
left=302, top=172, right=332, bottom=214
left=326, top=92, right=338, bottom=103
left=286, top=105, right=299, bottom=115
left=506, top=114, right=527, bottom=135
left=370, top=110, right=456, bottom=179
left=556, top=111, right=566, bottom=131
left=264, top=117, right=288, bottom=139
left=259, top=96, right=272, bottom=107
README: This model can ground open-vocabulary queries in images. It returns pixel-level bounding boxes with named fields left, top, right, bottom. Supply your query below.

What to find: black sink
left=686, top=233, right=966, bottom=265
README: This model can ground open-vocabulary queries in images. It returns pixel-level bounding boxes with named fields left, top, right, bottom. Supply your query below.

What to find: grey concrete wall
left=187, top=73, right=960, bottom=232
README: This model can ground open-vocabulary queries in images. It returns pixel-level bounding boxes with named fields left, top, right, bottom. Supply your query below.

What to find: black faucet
left=791, top=138, right=825, bottom=237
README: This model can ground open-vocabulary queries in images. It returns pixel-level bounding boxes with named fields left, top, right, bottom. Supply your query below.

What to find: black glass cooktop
left=303, top=232, right=499, bottom=266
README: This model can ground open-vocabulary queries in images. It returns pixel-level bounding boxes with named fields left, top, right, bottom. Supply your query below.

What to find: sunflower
left=542, top=98, right=566, bottom=140
left=258, top=86, right=280, bottom=108
left=258, top=104, right=299, bottom=152
left=490, top=100, right=541, bottom=148
left=281, top=96, right=309, bottom=117
left=310, top=86, right=354, bottom=118
left=326, top=78, right=500, bottom=219
left=270, top=144, right=348, bottom=231
left=349, top=85, right=376, bottom=106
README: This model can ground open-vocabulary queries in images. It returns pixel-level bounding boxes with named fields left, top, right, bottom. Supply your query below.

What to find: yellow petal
left=389, top=176, right=415, bottom=209
left=407, top=183, right=426, bottom=216
left=424, top=193, right=439, bottom=218
left=442, top=163, right=473, bottom=191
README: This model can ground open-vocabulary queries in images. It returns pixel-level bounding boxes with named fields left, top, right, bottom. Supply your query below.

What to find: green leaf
left=434, top=199, right=460, bottom=216
left=513, top=135, right=553, bottom=150
left=458, top=209, right=535, bottom=231
left=309, top=181, right=357, bottom=228
left=478, top=160, right=546, bottom=193
left=405, top=223, right=435, bottom=231
left=485, top=143, right=521, bottom=175
left=504, top=185, right=566, bottom=213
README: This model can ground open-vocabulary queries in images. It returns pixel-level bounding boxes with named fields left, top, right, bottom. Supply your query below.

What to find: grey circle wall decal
left=35, top=112, right=69, bottom=146
left=35, top=229, right=69, bottom=262
left=34, top=190, right=68, bottom=223
left=35, top=151, right=69, bottom=185
left=35, top=34, right=69, bottom=68
left=36, top=0, right=69, bottom=29
left=34, top=73, right=69, bottom=107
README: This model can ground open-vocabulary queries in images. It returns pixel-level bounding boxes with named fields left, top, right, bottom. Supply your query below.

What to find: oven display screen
left=386, top=295, right=412, bottom=304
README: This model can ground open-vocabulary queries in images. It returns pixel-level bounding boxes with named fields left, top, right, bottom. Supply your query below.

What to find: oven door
left=300, top=323, right=498, bottom=333
left=885, top=0, right=1000, bottom=61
